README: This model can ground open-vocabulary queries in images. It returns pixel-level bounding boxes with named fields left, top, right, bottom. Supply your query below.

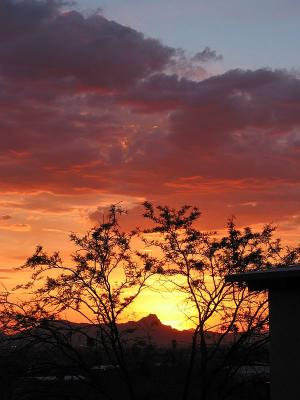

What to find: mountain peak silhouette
left=9, top=313, right=236, bottom=349
left=138, top=313, right=161, bottom=325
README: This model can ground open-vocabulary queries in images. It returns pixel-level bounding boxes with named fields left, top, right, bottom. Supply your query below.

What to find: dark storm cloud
left=123, top=68, right=300, bottom=181
left=0, top=0, right=63, bottom=41
left=0, top=1, right=174, bottom=90
left=168, top=69, right=300, bottom=145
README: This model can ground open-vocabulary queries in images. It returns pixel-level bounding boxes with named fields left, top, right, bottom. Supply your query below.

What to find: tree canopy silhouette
left=142, top=202, right=300, bottom=400
left=1, top=203, right=300, bottom=400
left=0, top=205, right=156, bottom=400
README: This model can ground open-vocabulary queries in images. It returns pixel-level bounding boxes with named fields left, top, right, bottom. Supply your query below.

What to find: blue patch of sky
left=75, top=0, right=300, bottom=71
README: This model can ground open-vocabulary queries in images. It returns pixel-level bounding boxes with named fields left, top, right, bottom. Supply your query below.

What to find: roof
left=225, top=265, right=300, bottom=291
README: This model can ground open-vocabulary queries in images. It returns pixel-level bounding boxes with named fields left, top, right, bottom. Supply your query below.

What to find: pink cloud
left=0, top=0, right=300, bottom=242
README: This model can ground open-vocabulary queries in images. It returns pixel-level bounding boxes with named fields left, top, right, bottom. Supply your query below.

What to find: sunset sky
left=1, top=0, right=300, bottom=328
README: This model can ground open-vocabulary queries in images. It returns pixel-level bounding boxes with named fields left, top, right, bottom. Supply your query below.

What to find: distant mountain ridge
left=1, top=314, right=237, bottom=348
left=51, top=313, right=235, bottom=348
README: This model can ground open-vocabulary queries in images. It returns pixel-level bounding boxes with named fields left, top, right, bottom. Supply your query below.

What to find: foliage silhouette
left=142, top=202, right=300, bottom=400
left=1, top=203, right=300, bottom=399
left=0, top=205, right=156, bottom=400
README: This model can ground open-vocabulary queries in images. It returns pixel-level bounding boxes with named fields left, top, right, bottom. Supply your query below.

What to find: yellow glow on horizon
left=127, top=285, right=195, bottom=331
left=59, top=283, right=195, bottom=331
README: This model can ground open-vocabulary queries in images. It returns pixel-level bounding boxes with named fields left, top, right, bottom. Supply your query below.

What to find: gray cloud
left=192, top=47, right=223, bottom=63
left=0, top=0, right=63, bottom=41
left=0, top=1, right=175, bottom=90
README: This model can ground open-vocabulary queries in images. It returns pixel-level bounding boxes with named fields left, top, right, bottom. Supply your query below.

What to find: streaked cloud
left=0, top=223, right=31, bottom=232
left=0, top=215, right=11, bottom=220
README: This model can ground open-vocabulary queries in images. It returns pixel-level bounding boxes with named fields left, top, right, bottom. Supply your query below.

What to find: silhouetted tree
left=142, top=202, right=300, bottom=400
left=0, top=205, right=155, bottom=400
left=1, top=203, right=300, bottom=400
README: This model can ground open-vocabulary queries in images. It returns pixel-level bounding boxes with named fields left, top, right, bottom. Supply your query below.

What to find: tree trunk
left=182, top=328, right=199, bottom=400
